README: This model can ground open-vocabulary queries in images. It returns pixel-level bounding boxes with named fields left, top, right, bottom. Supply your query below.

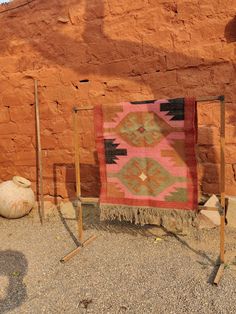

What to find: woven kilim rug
left=94, top=98, right=197, bottom=225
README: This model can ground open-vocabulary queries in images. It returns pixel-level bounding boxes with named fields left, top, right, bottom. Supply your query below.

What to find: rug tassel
left=100, top=205, right=197, bottom=231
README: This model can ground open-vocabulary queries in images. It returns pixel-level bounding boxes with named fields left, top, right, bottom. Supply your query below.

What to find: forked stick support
left=34, top=79, right=45, bottom=223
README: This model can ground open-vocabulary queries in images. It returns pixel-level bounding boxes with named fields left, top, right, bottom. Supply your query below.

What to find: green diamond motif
left=115, top=111, right=172, bottom=147
left=117, top=157, right=177, bottom=196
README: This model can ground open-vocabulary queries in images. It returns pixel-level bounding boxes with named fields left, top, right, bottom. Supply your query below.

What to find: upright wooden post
left=60, top=107, right=97, bottom=262
left=73, top=109, right=83, bottom=242
left=34, top=79, right=44, bottom=223
left=220, top=96, right=225, bottom=263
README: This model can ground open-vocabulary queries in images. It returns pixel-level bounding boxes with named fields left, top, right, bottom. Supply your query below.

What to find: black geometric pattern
left=104, top=139, right=127, bottom=164
left=130, top=98, right=185, bottom=121
left=160, top=98, right=184, bottom=121
left=131, top=99, right=156, bottom=104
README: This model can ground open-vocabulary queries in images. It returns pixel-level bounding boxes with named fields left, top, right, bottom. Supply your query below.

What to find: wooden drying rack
left=197, top=95, right=226, bottom=285
left=60, top=95, right=226, bottom=285
left=60, top=107, right=98, bottom=263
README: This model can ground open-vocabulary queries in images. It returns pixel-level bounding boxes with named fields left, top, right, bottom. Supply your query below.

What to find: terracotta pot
left=0, top=176, right=35, bottom=219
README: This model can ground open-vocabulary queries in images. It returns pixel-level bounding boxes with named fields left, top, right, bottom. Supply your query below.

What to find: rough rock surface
left=200, top=194, right=221, bottom=226
left=226, top=197, right=236, bottom=227
left=0, top=0, right=235, bottom=201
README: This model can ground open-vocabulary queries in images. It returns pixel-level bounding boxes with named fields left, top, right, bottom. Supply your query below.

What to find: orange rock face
left=0, top=0, right=235, bottom=200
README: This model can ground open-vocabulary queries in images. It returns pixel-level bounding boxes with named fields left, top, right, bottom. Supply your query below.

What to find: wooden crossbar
left=198, top=206, right=219, bottom=212
left=79, top=197, right=99, bottom=204
left=73, top=95, right=224, bottom=113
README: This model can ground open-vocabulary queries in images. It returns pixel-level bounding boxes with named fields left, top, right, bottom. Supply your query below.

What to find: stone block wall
left=0, top=0, right=235, bottom=201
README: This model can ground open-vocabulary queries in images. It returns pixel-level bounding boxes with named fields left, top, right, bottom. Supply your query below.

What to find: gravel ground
left=0, top=212, right=236, bottom=314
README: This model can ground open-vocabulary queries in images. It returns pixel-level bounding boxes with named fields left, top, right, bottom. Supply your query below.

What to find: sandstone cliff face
left=0, top=0, right=235, bottom=201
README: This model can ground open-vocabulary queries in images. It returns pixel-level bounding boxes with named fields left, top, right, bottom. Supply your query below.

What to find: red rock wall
left=0, top=0, right=235, bottom=201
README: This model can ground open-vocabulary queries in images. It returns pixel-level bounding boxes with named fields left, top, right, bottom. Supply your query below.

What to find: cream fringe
left=100, top=204, right=197, bottom=229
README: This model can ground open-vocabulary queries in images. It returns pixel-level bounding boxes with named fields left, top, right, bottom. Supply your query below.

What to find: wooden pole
left=196, top=95, right=223, bottom=102
left=34, top=79, right=44, bottom=222
left=213, top=263, right=225, bottom=285
left=220, top=97, right=225, bottom=263
left=73, top=109, right=83, bottom=242
left=60, top=108, right=97, bottom=262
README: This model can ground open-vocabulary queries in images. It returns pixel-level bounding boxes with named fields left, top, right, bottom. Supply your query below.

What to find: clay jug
left=0, top=176, right=35, bottom=218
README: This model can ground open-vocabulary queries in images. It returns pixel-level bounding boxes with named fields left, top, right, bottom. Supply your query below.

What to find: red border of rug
left=94, top=98, right=198, bottom=210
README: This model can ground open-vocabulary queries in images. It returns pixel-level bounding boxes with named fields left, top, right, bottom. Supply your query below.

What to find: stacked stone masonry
left=0, top=0, right=235, bottom=201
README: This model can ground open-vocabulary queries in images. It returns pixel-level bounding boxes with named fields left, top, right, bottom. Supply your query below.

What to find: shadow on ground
left=0, top=250, right=28, bottom=313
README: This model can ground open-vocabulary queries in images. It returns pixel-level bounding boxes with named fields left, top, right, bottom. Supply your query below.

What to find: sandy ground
left=0, top=208, right=236, bottom=314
